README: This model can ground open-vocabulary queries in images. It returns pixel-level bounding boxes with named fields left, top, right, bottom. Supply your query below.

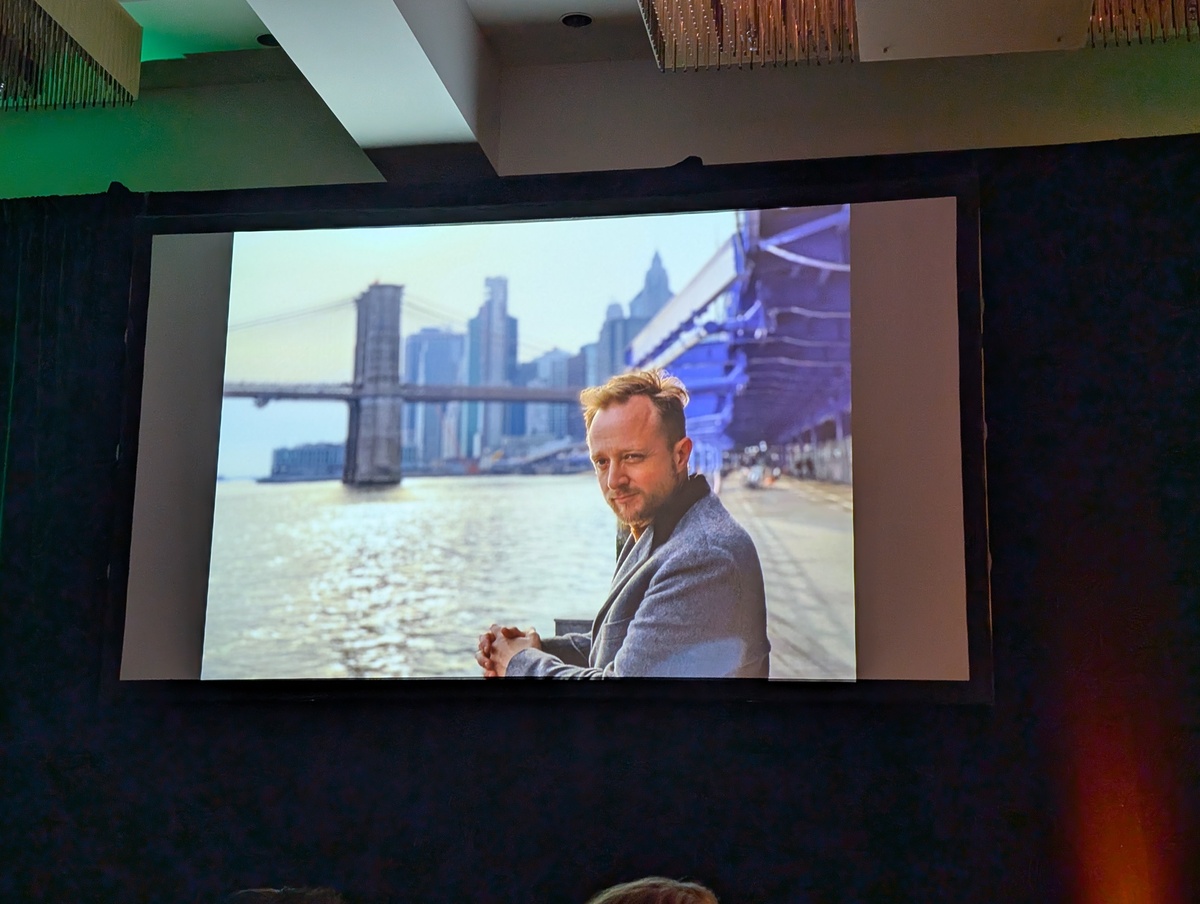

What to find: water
left=201, top=473, right=617, bottom=679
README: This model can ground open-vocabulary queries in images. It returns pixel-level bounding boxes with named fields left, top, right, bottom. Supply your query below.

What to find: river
left=201, top=473, right=618, bottom=679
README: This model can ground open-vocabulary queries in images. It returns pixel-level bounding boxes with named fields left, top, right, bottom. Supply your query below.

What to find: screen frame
left=101, top=156, right=991, bottom=705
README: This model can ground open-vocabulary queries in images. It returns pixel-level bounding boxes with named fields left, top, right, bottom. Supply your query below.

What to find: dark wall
left=2, top=137, right=1196, bottom=904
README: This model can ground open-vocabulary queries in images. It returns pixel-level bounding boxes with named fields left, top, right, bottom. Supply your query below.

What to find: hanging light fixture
left=1089, top=0, right=1200, bottom=46
left=637, top=0, right=858, bottom=71
left=1, top=0, right=141, bottom=111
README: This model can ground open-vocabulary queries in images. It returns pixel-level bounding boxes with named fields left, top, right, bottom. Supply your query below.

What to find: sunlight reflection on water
left=201, top=473, right=616, bottom=679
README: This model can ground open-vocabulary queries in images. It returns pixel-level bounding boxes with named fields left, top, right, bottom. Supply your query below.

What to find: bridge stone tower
left=344, top=283, right=403, bottom=485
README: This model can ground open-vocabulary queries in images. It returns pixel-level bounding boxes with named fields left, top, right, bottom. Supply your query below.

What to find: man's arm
left=505, top=547, right=766, bottom=679
left=504, top=648, right=605, bottom=678
left=538, top=632, right=592, bottom=667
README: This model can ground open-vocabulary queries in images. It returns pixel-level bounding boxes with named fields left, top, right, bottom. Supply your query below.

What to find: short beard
left=616, top=519, right=633, bottom=548
left=618, top=465, right=688, bottom=536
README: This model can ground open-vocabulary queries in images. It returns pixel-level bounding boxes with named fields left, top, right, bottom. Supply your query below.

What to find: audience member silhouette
left=225, top=878, right=717, bottom=904
left=227, top=888, right=345, bottom=904
left=585, top=876, right=719, bottom=904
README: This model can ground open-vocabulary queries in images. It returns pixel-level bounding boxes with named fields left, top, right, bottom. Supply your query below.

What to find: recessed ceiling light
left=256, top=33, right=280, bottom=47
left=561, top=13, right=593, bottom=28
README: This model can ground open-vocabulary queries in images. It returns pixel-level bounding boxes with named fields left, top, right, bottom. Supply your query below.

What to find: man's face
left=587, top=395, right=692, bottom=535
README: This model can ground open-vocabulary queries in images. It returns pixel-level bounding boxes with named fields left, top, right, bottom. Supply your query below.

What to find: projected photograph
left=201, top=205, right=855, bottom=681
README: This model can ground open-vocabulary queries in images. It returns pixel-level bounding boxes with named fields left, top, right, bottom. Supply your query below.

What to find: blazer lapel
left=591, top=527, right=654, bottom=637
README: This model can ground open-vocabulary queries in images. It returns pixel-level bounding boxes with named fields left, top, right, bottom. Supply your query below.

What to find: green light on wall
left=137, top=28, right=265, bottom=62
left=138, top=31, right=195, bottom=62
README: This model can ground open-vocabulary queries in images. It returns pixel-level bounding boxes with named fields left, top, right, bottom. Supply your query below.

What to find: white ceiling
left=120, top=0, right=654, bottom=151
left=121, top=0, right=645, bottom=58
left=118, top=0, right=1101, bottom=166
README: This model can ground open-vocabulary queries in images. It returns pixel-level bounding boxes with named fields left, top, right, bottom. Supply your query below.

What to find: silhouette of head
left=585, top=876, right=719, bottom=904
left=227, top=888, right=345, bottom=904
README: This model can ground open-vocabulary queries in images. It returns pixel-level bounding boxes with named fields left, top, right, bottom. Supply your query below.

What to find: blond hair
left=585, top=877, right=718, bottom=904
left=580, top=369, right=689, bottom=445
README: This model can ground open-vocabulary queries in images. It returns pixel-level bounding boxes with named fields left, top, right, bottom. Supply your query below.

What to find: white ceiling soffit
left=244, top=0, right=495, bottom=152
left=855, top=0, right=1096, bottom=62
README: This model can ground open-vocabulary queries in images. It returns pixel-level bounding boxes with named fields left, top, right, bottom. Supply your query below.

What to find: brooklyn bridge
left=223, top=277, right=586, bottom=485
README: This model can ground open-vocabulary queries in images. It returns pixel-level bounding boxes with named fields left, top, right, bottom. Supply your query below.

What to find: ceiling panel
left=246, top=0, right=479, bottom=148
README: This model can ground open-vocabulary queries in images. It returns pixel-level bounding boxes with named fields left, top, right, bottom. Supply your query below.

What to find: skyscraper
left=566, top=347, right=591, bottom=440
left=595, top=301, right=630, bottom=384
left=525, top=348, right=572, bottom=440
left=404, top=327, right=465, bottom=467
left=629, top=251, right=672, bottom=320
left=594, top=253, right=674, bottom=382
left=461, top=276, right=518, bottom=458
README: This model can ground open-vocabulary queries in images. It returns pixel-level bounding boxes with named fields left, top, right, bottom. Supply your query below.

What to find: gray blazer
left=507, top=477, right=770, bottom=678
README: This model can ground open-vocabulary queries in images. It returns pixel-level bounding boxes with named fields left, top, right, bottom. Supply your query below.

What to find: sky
left=223, top=209, right=739, bottom=382
left=217, top=208, right=740, bottom=477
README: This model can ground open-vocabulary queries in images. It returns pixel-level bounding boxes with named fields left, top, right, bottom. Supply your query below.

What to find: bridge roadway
left=224, top=382, right=585, bottom=404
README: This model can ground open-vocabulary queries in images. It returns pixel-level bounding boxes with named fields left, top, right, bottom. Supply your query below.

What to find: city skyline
left=223, top=210, right=736, bottom=383
left=217, top=208, right=738, bottom=477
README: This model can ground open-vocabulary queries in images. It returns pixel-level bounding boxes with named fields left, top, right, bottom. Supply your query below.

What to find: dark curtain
left=0, top=188, right=138, bottom=709
left=0, top=144, right=1196, bottom=903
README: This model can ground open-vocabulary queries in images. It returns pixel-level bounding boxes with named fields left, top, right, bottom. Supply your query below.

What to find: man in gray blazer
left=476, top=369, right=770, bottom=679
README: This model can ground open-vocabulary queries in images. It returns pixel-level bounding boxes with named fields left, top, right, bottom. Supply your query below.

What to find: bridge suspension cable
left=229, top=289, right=570, bottom=360
left=227, top=296, right=356, bottom=332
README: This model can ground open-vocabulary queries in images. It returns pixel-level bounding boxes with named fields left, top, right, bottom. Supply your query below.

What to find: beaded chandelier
left=636, top=0, right=858, bottom=70
left=1089, top=0, right=1200, bottom=45
left=0, top=0, right=141, bottom=111
left=637, top=0, right=1200, bottom=71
